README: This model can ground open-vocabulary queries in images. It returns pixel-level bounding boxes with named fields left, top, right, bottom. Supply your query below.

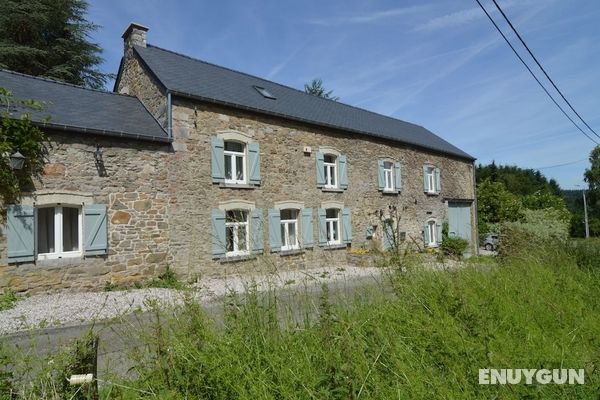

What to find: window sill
left=216, top=254, right=257, bottom=263
left=382, top=190, right=400, bottom=195
left=322, top=243, right=348, bottom=250
left=321, top=188, right=345, bottom=193
left=424, top=191, right=440, bottom=196
left=279, top=249, right=305, bottom=257
left=218, top=183, right=259, bottom=190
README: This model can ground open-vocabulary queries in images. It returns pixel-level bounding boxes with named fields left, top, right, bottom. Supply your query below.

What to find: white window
left=36, top=206, right=82, bottom=259
left=383, top=161, right=394, bottom=192
left=225, top=210, right=249, bottom=256
left=323, top=154, right=337, bottom=188
left=325, top=208, right=340, bottom=245
left=280, top=209, right=299, bottom=251
left=427, top=220, right=437, bottom=247
left=425, top=166, right=436, bottom=193
left=224, top=141, right=246, bottom=184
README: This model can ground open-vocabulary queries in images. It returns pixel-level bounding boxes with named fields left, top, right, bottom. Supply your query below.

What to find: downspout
left=167, top=91, right=172, bottom=139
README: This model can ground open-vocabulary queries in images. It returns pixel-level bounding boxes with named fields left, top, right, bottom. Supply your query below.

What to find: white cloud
left=307, top=6, right=425, bottom=26
left=412, top=7, right=482, bottom=33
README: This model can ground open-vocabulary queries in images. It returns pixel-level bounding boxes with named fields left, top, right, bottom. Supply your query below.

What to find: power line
left=535, top=157, right=587, bottom=170
left=491, top=0, right=600, bottom=140
left=474, top=0, right=599, bottom=145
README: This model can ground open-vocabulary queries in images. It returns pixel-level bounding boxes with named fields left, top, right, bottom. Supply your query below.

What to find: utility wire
left=491, top=0, right=600, bottom=140
left=474, top=0, right=599, bottom=145
left=535, top=157, right=587, bottom=170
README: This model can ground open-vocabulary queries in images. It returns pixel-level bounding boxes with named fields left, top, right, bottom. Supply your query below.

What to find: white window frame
left=225, top=210, right=249, bottom=256
left=224, top=141, right=247, bottom=185
left=36, top=205, right=83, bottom=260
left=427, top=219, right=438, bottom=247
left=323, top=154, right=337, bottom=189
left=326, top=208, right=341, bottom=245
left=280, top=209, right=299, bottom=251
left=383, top=161, right=394, bottom=192
left=426, top=166, right=436, bottom=193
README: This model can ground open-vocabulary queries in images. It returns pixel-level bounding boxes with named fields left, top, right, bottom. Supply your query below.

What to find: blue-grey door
left=448, top=202, right=472, bottom=243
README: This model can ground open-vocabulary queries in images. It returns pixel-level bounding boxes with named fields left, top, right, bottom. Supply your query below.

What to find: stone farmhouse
left=0, top=23, right=477, bottom=293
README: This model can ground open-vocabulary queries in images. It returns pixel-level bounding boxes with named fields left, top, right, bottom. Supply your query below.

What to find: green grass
left=4, top=242, right=600, bottom=399
left=0, top=288, right=17, bottom=311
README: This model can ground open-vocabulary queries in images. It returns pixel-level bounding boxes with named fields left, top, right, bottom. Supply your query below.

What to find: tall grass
left=106, top=245, right=600, bottom=399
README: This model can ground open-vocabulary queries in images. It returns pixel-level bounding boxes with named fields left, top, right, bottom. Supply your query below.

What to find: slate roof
left=0, top=69, right=169, bottom=143
left=133, top=44, right=474, bottom=160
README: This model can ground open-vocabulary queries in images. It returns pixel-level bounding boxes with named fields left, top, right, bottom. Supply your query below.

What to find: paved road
left=1, top=274, right=393, bottom=381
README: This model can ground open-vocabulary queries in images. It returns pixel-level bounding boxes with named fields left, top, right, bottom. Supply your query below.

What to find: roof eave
left=33, top=121, right=172, bottom=143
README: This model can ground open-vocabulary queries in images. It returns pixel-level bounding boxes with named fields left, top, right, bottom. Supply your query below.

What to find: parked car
left=483, top=233, right=499, bottom=251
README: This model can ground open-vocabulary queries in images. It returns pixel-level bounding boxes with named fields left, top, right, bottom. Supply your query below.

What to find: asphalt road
left=1, top=273, right=394, bottom=382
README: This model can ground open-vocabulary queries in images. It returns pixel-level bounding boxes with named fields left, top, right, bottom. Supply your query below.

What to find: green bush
left=568, top=238, right=600, bottom=271
left=440, top=235, right=469, bottom=259
left=0, top=288, right=17, bottom=311
left=146, top=265, right=185, bottom=290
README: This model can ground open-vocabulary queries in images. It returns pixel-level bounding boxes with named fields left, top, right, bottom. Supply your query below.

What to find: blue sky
left=88, top=0, right=600, bottom=189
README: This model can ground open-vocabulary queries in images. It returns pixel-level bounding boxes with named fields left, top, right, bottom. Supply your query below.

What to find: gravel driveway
left=0, top=265, right=384, bottom=335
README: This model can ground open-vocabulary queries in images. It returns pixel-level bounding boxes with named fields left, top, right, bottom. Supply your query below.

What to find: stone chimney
left=122, top=22, right=149, bottom=53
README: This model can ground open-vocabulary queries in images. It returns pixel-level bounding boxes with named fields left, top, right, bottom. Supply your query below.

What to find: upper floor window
left=316, top=151, right=348, bottom=190
left=323, top=155, right=337, bottom=188
left=280, top=209, right=299, bottom=251
left=211, top=135, right=261, bottom=186
left=325, top=208, right=340, bottom=245
left=37, top=205, right=82, bottom=260
left=383, top=161, right=394, bottom=192
left=225, top=209, right=249, bottom=256
left=423, top=165, right=441, bottom=194
left=224, top=141, right=246, bottom=184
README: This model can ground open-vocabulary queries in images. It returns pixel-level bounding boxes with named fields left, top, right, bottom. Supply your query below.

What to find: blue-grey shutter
left=318, top=208, right=327, bottom=246
left=6, top=205, right=34, bottom=263
left=212, top=209, right=226, bottom=256
left=436, top=222, right=443, bottom=244
left=339, top=155, right=348, bottom=189
left=248, top=142, right=261, bottom=185
left=211, top=137, right=225, bottom=183
left=268, top=208, right=281, bottom=252
left=316, top=152, right=325, bottom=188
left=84, top=204, right=108, bottom=256
left=423, top=166, right=429, bottom=192
left=342, top=208, right=352, bottom=244
left=383, top=221, right=393, bottom=251
left=301, top=208, right=313, bottom=248
left=435, top=167, right=441, bottom=193
left=366, top=225, right=374, bottom=239
left=394, top=162, right=402, bottom=193
left=251, top=208, right=263, bottom=254
left=377, top=160, right=385, bottom=191
left=423, top=224, right=430, bottom=246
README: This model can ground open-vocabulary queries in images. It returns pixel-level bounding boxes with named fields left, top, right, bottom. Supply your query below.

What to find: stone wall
left=0, top=133, right=171, bottom=293
left=165, top=98, right=476, bottom=279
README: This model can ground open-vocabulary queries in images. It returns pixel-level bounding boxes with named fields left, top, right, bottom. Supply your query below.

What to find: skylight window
left=253, top=85, right=276, bottom=100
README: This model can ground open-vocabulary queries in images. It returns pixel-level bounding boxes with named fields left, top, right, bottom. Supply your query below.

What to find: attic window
left=253, top=86, right=276, bottom=100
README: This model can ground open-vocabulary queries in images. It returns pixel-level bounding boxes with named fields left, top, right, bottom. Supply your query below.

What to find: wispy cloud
left=266, top=37, right=312, bottom=80
left=412, top=7, right=482, bottom=33
left=307, top=6, right=425, bottom=26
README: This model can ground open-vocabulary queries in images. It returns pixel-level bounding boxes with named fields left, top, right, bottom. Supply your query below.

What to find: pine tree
left=304, top=78, right=339, bottom=101
left=0, top=0, right=111, bottom=89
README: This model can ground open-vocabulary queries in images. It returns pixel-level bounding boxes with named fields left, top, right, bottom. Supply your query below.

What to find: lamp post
left=575, top=185, right=590, bottom=239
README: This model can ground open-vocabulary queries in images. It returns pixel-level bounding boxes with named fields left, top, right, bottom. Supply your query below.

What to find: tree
left=304, top=78, right=339, bottom=101
left=582, top=145, right=600, bottom=236
left=0, top=0, right=111, bottom=89
left=477, top=179, right=524, bottom=225
left=0, top=88, right=47, bottom=206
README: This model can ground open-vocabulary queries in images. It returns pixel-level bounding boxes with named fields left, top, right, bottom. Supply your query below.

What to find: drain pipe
left=167, top=91, right=172, bottom=139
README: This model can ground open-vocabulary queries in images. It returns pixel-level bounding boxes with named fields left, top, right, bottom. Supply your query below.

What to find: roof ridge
left=143, top=44, right=429, bottom=132
left=0, top=68, right=136, bottom=99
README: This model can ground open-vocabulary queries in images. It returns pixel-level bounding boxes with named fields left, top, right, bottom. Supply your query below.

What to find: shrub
left=0, top=288, right=17, bottom=311
left=568, top=238, right=600, bottom=271
left=440, top=236, right=469, bottom=259
left=146, top=265, right=185, bottom=290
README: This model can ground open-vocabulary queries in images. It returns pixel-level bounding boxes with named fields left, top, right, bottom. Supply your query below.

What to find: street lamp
left=575, top=185, right=590, bottom=239
left=8, top=151, right=25, bottom=170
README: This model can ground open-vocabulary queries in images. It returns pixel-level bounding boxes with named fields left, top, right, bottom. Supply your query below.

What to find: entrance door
left=448, top=202, right=472, bottom=243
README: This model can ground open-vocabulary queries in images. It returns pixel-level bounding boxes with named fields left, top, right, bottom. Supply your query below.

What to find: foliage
left=304, top=78, right=339, bottom=101
left=476, top=161, right=561, bottom=196
left=0, top=0, right=112, bottom=89
left=0, top=288, right=17, bottom=311
left=567, top=238, right=600, bottom=271
left=440, top=235, right=469, bottom=259
left=146, top=265, right=185, bottom=290
left=477, top=179, right=523, bottom=226
left=0, top=88, right=48, bottom=206
left=0, top=343, right=14, bottom=399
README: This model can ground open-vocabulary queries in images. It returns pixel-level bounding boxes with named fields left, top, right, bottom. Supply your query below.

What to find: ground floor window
left=37, top=206, right=82, bottom=259
left=280, top=209, right=299, bottom=251
left=226, top=209, right=249, bottom=256
left=326, top=208, right=340, bottom=245
left=426, top=219, right=437, bottom=247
